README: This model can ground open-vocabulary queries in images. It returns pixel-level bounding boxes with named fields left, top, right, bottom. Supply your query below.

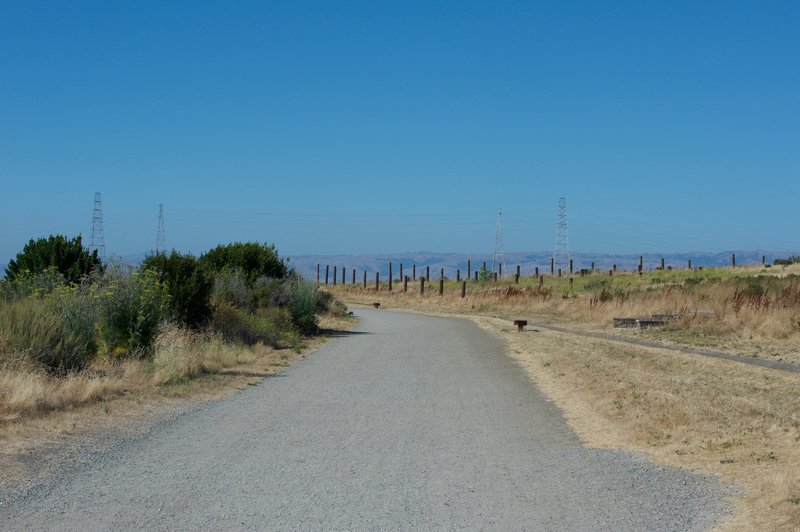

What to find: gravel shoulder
left=1, top=308, right=729, bottom=530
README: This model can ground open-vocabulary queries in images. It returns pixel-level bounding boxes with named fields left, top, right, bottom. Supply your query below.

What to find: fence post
left=403, top=275, right=408, bottom=293
left=342, top=267, right=346, bottom=285
left=440, top=268, right=444, bottom=280
left=610, top=269, right=613, bottom=276
left=316, top=264, right=320, bottom=283
left=613, top=264, right=617, bottom=272
left=660, top=258, right=665, bottom=270
left=439, top=278, right=444, bottom=296
left=375, top=272, right=380, bottom=291
left=591, top=261, right=594, bottom=271
left=639, top=256, right=643, bottom=273
left=426, top=266, right=430, bottom=281
left=467, top=259, right=471, bottom=281
left=399, top=264, right=403, bottom=285
left=732, top=253, right=736, bottom=270
left=363, top=270, right=367, bottom=289
left=569, top=259, right=573, bottom=275
left=474, top=271, right=478, bottom=281
left=535, top=266, right=539, bottom=277
left=461, top=280, right=466, bottom=298
left=352, top=269, right=356, bottom=285
left=558, top=268, right=562, bottom=277
left=325, top=265, right=329, bottom=285
left=762, top=255, right=766, bottom=266
left=388, top=263, right=393, bottom=292
left=515, top=265, right=520, bottom=284
left=539, top=275, right=544, bottom=287
left=569, top=277, right=574, bottom=286
left=688, top=259, right=692, bottom=270
left=550, top=258, right=554, bottom=275
left=420, top=277, right=425, bottom=295
left=499, top=263, right=503, bottom=278
left=333, top=266, right=337, bottom=286
left=412, top=264, right=416, bottom=281
left=456, top=269, right=461, bottom=282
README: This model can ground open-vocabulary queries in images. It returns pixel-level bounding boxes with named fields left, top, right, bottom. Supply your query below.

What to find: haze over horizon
left=2, top=2, right=798, bottom=265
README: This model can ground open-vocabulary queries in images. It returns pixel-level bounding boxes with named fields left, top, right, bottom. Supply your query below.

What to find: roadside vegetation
left=327, top=262, right=800, bottom=529
left=0, top=237, right=348, bottom=422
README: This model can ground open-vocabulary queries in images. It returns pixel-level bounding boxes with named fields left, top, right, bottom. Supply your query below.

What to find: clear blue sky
left=1, top=1, right=798, bottom=264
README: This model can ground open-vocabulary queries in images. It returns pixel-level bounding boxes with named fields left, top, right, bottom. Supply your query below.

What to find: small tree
left=5, top=235, right=102, bottom=284
left=200, top=242, right=288, bottom=286
left=142, top=251, right=213, bottom=328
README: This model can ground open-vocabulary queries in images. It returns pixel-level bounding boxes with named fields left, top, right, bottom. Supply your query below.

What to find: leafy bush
left=200, top=242, right=288, bottom=286
left=0, top=268, right=67, bottom=302
left=5, top=235, right=102, bottom=284
left=141, top=251, right=213, bottom=328
left=287, top=280, right=320, bottom=334
left=95, top=268, right=170, bottom=357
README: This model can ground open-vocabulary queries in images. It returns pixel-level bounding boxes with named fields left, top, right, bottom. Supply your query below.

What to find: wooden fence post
left=535, top=266, right=539, bottom=277
left=569, top=259, right=573, bottom=275
left=558, top=268, right=562, bottom=277
left=688, top=259, right=692, bottom=270
left=426, top=266, right=430, bottom=281
left=550, top=258, right=554, bottom=275
left=660, top=258, right=665, bottom=270
left=732, top=254, right=736, bottom=270
left=456, top=269, right=461, bottom=282
left=388, top=263, right=393, bottom=292
left=352, top=269, right=356, bottom=285
left=499, top=263, right=503, bottom=278
left=420, top=277, right=425, bottom=295
left=363, top=270, right=367, bottom=289
left=467, top=259, right=471, bottom=281
left=515, top=265, right=520, bottom=284
left=399, top=264, right=403, bottom=285
left=461, top=280, right=466, bottom=298
left=375, top=272, right=380, bottom=291
left=333, top=266, right=337, bottom=286
left=403, top=275, right=408, bottom=293
left=639, top=256, right=643, bottom=273
left=316, top=264, right=320, bottom=283
left=439, top=278, right=444, bottom=296
left=412, top=264, right=416, bottom=281
left=325, top=265, right=329, bottom=285
left=474, top=271, right=478, bottom=281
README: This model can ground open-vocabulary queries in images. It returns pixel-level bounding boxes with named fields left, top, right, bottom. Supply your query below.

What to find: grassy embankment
left=329, top=263, right=800, bottom=530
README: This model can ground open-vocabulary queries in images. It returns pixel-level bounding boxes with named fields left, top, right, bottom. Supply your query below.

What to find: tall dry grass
left=0, top=325, right=277, bottom=421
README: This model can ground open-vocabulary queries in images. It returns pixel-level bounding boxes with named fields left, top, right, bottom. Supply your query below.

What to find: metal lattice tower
left=553, top=197, right=570, bottom=274
left=156, top=203, right=166, bottom=253
left=89, top=192, right=106, bottom=262
left=491, top=208, right=505, bottom=275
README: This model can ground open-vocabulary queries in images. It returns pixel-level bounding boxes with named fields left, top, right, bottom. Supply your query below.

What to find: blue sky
left=1, top=1, right=798, bottom=264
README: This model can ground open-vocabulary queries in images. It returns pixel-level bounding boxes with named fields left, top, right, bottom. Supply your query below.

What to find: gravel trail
left=0, top=309, right=728, bottom=530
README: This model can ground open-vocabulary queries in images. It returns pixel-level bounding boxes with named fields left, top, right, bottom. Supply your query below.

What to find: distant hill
left=288, top=250, right=800, bottom=281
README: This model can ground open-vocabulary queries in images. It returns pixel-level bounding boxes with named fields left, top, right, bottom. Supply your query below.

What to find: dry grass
left=328, top=264, right=800, bottom=364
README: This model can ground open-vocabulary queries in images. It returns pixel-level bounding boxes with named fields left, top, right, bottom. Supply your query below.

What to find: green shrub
left=200, top=242, right=288, bottom=286
left=95, top=268, right=170, bottom=357
left=774, top=256, right=800, bottom=266
left=211, top=269, right=253, bottom=309
left=210, top=301, right=280, bottom=346
left=5, top=235, right=102, bottom=284
left=141, top=251, right=213, bottom=328
left=288, top=280, right=320, bottom=334
left=0, top=297, right=95, bottom=373
left=0, top=268, right=67, bottom=302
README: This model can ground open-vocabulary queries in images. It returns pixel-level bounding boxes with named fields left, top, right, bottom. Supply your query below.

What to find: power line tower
left=155, top=203, right=166, bottom=253
left=89, top=192, right=106, bottom=262
left=553, top=197, right=570, bottom=274
left=491, top=208, right=505, bottom=276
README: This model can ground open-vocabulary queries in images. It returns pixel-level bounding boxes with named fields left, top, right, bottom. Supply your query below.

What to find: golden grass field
left=329, top=264, right=800, bottom=530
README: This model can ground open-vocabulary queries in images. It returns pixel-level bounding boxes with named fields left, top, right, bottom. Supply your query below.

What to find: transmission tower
left=553, top=197, right=570, bottom=274
left=491, top=208, right=505, bottom=275
left=89, top=192, right=106, bottom=262
left=155, top=203, right=166, bottom=253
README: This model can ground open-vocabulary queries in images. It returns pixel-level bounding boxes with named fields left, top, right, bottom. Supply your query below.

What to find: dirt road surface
left=0, top=309, right=727, bottom=530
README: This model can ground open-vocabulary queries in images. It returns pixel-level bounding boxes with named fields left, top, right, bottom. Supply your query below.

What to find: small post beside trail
left=388, top=263, right=393, bottom=292
left=412, top=264, right=416, bottom=281
left=352, top=269, right=356, bottom=285
left=440, top=268, right=444, bottom=280
left=591, top=262, right=594, bottom=271
left=403, top=275, right=408, bottom=292
left=569, top=277, right=574, bottom=286
left=661, top=258, right=665, bottom=271
left=363, top=270, right=367, bottom=289
left=732, top=254, right=736, bottom=270
left=474, top=271, right=478, bottom=281
left=467, top=259, right=471, bottom=281
left=342, top=267, right=346, bottom=285
left=333, top=266, right=337, bottom=286
left=439, top=278, right=444, bottom=296
left=688, top=259, right=692, bottom=270
left=558, top=268, right=562, bottom=277
left=399, top=264, right=403, bottom=285
left=569, top=259, right=573, bottom=275
left=461, top=280, right=466, bottom=298
left=539, top=275, right=544, bottom=287
left=550, top=258, right=554, bottom=275
left=426, top=266, right=430, bottom=282
left=420, top=277, right=425, bottom=295
left=515, top=265, right=520, bottom=284
left=325, top=265, right=329, bottom=285
left=499, top=264, right=503, bottom=278
left=316, top=264, right=320, bottom=283
left=535, top=266, right=539, bottom=277
left=609, top=269, right=613, bottom=276
left=762, top=255, right=766, bottom=266
left=375, top=272, right=380, bottom=291
left=456, top=269, right=461, bottom=282
left=638, top=256, right=643, bottom=273
left=493, top=272, right=498, bottom=283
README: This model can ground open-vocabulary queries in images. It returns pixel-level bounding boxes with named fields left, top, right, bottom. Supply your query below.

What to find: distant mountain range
left=288, top=250, right=799, bottom=281
left=5, top=249, right=795, bottom=282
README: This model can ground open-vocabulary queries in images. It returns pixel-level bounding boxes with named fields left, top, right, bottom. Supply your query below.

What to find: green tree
left=200, top=242, right=288, bottom=286
left=5, top=235, right=102, bottom=284
left=141, top=251, right=213, bottom=328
